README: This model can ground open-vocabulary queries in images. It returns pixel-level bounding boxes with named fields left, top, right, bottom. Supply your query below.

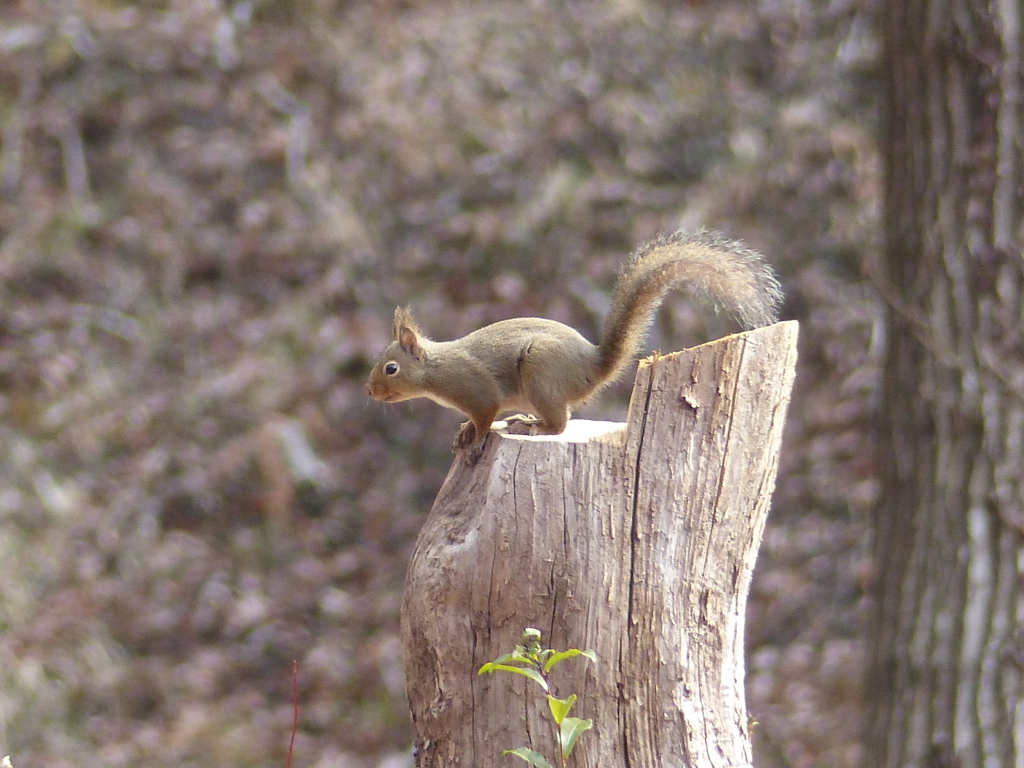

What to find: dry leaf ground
left=0, top=2, right=878, bottom=766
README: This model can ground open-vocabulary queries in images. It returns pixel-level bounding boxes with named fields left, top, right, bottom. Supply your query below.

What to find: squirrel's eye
left=384, top=362, right=399, bottom=376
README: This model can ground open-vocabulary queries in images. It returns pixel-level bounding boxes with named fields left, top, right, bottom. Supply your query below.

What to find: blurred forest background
left=0, top=1, right=880, bottom=767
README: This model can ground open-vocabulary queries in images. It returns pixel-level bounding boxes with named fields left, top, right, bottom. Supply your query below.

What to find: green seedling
left=479, top=628, right=596, bottom=768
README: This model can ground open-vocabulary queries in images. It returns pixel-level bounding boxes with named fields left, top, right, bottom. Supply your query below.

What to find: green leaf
left=542, top=648, right=597, bottom=673
left=477, top=663, right=548, bottom=691
left=546, top=693, right=576, bottom=725
left=560, top=717, right=593, bottom=759
left=483, top=651, right=536, bottom=668
left=502, top=748, right=555, bottom=768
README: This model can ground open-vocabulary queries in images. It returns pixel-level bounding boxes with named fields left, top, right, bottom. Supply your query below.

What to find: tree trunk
left=867, top=2, right=1024, bottom=767
left=401, top=321, right=797, bottom=768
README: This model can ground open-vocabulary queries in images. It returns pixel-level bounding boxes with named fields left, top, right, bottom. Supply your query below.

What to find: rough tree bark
left=401, top=321, right=797, bottom=768
left=867, top=2, right=1024, bottom=767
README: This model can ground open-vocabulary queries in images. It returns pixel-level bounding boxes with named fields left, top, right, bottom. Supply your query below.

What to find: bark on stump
left=402, top=321, right=798, bottom=768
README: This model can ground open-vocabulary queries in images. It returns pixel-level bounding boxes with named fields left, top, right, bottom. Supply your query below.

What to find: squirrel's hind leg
left=517, top=398, right=570, bottom=437
left=500, top=413, right=541, bottom=436
left=517, top=341, right=577, bottom=437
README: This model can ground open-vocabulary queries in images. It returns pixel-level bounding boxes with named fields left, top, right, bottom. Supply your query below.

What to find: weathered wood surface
left=402, top=320, right=798, bottom=768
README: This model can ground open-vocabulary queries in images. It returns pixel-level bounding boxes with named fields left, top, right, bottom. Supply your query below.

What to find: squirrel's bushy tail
left=597, top=229, right=783, bottom=382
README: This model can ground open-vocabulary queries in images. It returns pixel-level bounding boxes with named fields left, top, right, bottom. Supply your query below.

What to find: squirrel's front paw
left=453, top=422, right=487, bottom=462
left=453, top=421, right=477, bottom=449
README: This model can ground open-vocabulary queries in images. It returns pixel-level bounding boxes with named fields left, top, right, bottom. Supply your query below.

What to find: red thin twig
left=286, top=660, right=299, bottom=768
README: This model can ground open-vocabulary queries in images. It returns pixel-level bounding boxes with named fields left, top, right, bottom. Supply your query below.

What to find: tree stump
left=401, top=321, right=798, bottom=768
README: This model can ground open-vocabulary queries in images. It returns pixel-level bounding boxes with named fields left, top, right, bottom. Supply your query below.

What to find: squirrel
left=366, top=229, right=783, bottom=460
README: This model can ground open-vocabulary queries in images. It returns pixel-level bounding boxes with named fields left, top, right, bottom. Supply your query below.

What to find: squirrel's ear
left=393, top=306, right=418, bottom=337
left=398, top=326, right=422, bottom=359
left=392, top=306, right=408, bottom=339
left=393, top=306, right=423, bottom=359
